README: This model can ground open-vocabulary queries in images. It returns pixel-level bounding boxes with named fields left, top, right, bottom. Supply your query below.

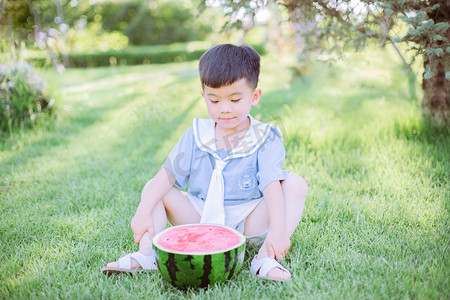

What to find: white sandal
left=250, top=255, right=291, bottom=282
left=102, top=252, right=158, bottom=275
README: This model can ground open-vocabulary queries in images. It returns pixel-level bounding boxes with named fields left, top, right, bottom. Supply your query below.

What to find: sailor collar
left=193, top=115, right=273, bottom=161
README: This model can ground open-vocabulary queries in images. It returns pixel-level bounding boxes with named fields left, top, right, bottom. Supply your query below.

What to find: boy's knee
left=284, top=172, right=308, bottom=201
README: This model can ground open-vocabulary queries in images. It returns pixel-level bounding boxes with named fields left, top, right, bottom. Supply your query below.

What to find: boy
left=102, top=44, right=307, bottom=282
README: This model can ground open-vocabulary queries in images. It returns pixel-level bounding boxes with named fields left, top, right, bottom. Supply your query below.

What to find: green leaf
left=406, top=28, right=419, bottom=37
left=434, top=22, right=450, bottom=34
left=435, top=48, right=444, bottom=57
left=424, top=67, right=433, bottom=79
left=433, top=35, right=443, bottom=41
left=416, top=11, right=427, bottom=22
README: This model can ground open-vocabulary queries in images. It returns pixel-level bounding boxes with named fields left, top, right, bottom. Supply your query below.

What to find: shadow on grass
left=0, top=68, right=203, bottom=296
left=0, top=90, right=140, bottom=184
left=393, top=116, right=450, bottom=146
left=0, top=66, right=199, bottom=184
left=392, top=115, right=450, bottom=196
left=0, top=66, right=199, bottom=230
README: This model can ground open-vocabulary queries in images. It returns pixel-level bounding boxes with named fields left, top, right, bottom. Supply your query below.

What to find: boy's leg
left=136, top=186, right=201, bottom=254
left=106, top=184, right=200, bottom=269
left=244, top=172, right=308, bottom=279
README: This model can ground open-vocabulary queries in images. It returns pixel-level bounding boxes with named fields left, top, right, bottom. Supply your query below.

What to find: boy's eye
left=231, top=99, right=241, bottom=103
left=209, top=100, right=219, bottom=104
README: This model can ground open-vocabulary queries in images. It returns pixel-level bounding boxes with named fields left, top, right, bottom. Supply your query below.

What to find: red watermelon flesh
left=157, top=224, right=241, bottom=253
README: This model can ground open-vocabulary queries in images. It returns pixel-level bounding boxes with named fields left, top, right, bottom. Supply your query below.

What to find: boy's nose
left=220, top=103, right=232, bottom=113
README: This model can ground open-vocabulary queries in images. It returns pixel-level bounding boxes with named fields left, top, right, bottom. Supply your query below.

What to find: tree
left=216, top=0, right=450, bottom=126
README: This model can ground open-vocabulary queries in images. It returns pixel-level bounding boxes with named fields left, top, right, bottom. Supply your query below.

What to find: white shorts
left=186, top=193, right=268, bottom=245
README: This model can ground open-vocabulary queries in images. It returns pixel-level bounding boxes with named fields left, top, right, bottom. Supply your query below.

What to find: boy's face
left=201, top=78, right=261, bottom=132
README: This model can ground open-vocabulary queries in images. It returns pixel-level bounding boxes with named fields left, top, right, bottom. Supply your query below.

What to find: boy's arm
left=263, top=180, right=291, bottom=260
left=131, top=168, right=175, bottom=244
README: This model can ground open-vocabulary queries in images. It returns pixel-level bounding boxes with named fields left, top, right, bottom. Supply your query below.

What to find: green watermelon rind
left=152, top=224, right=246, bottom=289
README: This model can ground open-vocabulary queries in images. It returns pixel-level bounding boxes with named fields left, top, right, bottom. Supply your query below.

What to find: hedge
left=27, top=43, right=267, bottom=68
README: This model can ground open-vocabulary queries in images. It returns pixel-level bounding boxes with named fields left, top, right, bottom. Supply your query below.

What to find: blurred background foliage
left=0, top=62, right=55, bottom=136
left=0, top=0, right=274, bottom=135
left=3, top=0, right=219, bottom=51
left=1, top=0, right=270, bottom=67
left=97, top=1, right=212, bottom=45
left=0, top=0, right=448, bottom=135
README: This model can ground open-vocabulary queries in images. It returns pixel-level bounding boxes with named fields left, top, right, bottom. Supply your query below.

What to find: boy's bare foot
left=102, top=249, right=156, bottom=275
left=250, top=255, right=291, bottom=282
left=265, top=265, right=291, bottom=281
left=105, top=256, right=141, bottom=270
left=103, top=231, right=157, bottom=274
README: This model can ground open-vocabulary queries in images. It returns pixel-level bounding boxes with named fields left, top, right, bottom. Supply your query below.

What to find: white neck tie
left=200, top=159, right=227, bottom=224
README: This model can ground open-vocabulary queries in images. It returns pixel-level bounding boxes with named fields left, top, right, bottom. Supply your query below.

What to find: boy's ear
left=251, top=89, right=262, bottom=106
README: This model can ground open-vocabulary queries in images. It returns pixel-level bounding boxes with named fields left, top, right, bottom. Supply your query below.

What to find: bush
left=65, top=21, right=129, bottom=54
left=0, top=63, right=54, bottom=135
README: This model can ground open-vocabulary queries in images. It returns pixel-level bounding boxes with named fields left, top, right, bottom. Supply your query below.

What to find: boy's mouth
left=219, top=117, right=235, bottom=121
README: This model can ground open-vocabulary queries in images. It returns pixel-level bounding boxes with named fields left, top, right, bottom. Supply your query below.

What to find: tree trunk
left=422, top=0, right=450, bottom=126
left=422, top=58, right=450, bottom=126
left=55, top=0, right=69, bottom=68
left=285, top=6, right=316, bottom=77
left=287, top=6, right=316, bottom=62
left=238, top=17, right=253, bottom=45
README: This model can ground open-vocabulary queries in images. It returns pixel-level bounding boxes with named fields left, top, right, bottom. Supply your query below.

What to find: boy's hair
left=199, top=44, right=260, bottom=90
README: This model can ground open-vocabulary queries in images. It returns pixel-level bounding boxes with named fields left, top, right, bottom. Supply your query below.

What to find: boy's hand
left=265, top=230, right=291, bottom=261
left=131, top=212, right=154, bottom=244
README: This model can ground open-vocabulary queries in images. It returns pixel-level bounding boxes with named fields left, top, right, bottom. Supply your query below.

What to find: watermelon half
left=152, top=224, right=246, bottom=289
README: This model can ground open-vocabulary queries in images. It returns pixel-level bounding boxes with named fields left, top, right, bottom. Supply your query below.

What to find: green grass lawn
left=1, top=47, right=449, bottom=299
